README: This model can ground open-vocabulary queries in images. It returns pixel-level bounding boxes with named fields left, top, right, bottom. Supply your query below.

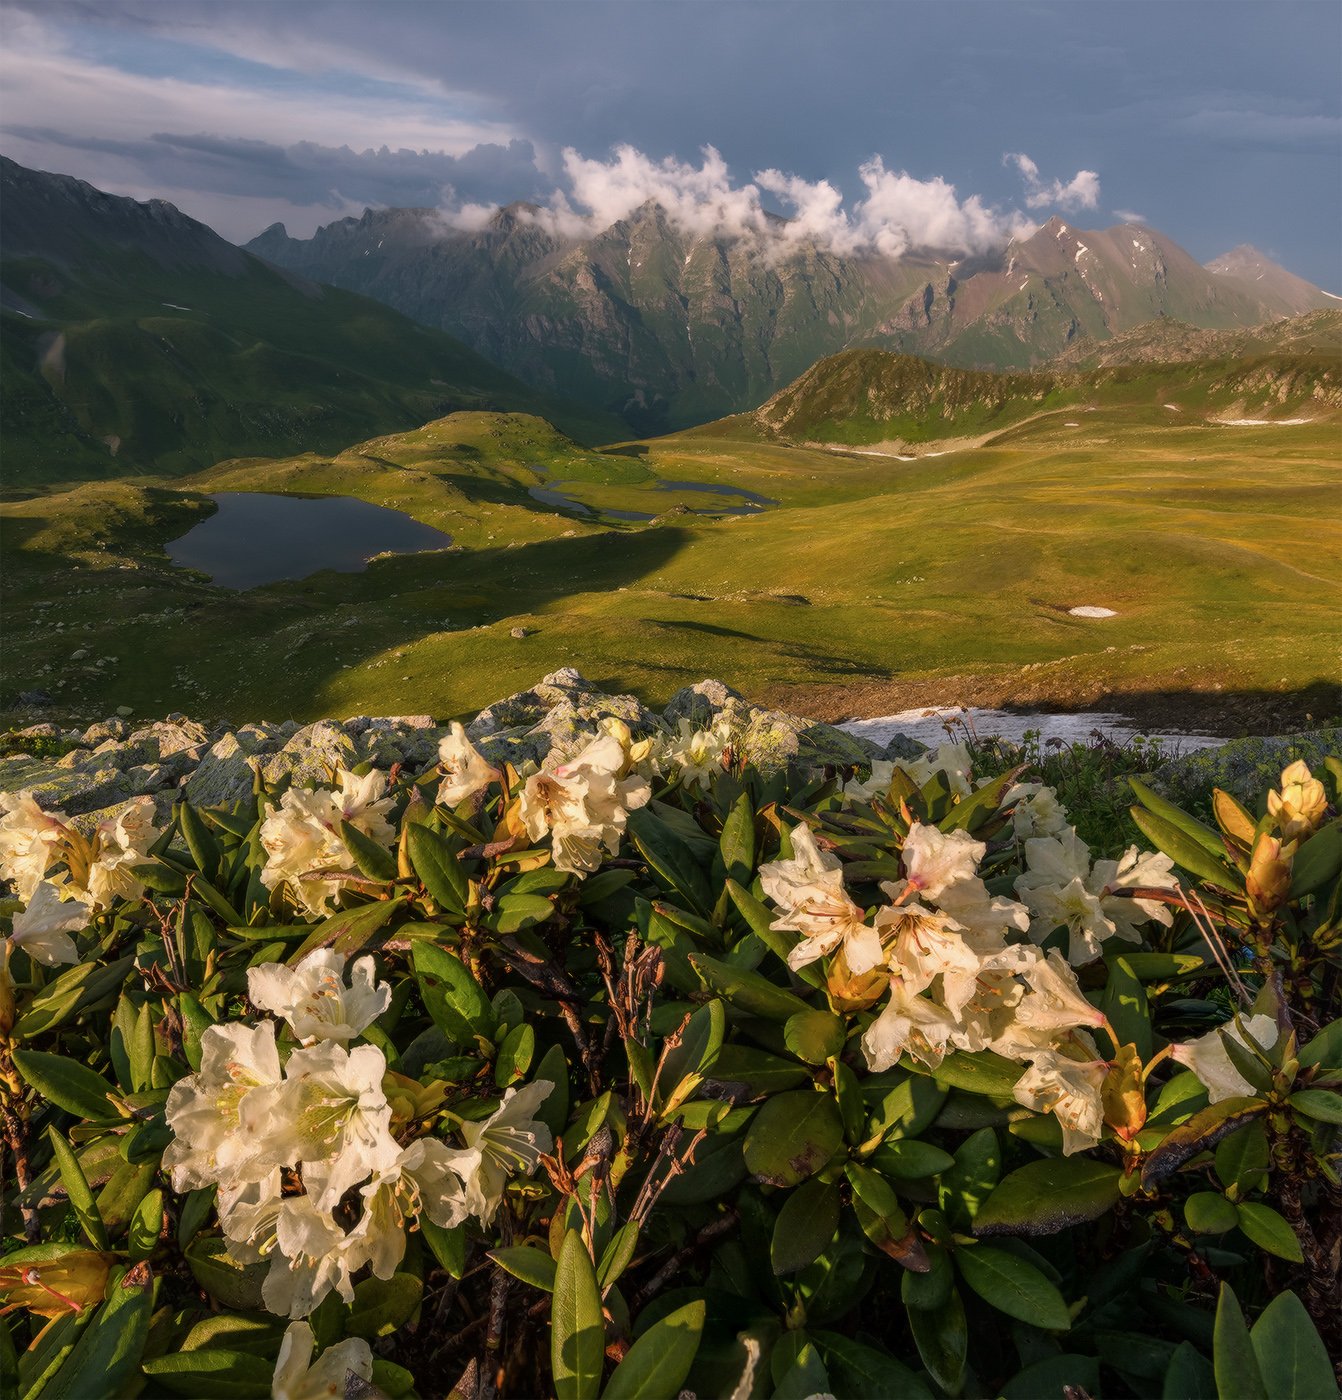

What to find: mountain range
left=0, top=156, right=616, bottom=486
left=248, top=199, right=1337, bottom=432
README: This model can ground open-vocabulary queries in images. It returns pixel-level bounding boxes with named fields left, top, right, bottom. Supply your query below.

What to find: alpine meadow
left=0, top=5, right=1339, bottom=1400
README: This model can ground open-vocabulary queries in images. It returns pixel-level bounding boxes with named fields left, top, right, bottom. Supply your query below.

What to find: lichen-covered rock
left=878, top=734, right=930, bottom=762
left=0, top=759, right=133, bottom=815
left=262, top=720, right=358, bottom=790
left=737, top=708, right=873, bottom=773
left=184, top=726, right=286, bottom=808
left=663, top=680, right=747, bottom=729
left=354, top=716, right=447, bottom=770
left=1149, top=729, right=1341, bottom=811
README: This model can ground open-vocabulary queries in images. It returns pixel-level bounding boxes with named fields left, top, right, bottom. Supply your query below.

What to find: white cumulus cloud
left=1004, top=153, right=1101, bottom=212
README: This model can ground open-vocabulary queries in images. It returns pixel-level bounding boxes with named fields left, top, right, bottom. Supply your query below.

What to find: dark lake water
left=527, top=474, right=777, bottom=521
left=166, top=493, right=454, bottom=590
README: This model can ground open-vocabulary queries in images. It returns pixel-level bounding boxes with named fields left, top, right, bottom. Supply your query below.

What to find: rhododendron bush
left=0, top=720, right=1338, bottom=1399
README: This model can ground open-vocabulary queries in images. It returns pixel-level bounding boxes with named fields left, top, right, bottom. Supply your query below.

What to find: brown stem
left=629, top=1209, right=739, bottom=1312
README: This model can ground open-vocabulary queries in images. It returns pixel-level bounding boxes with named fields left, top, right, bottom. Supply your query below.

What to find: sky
left=1, top=0, right=1338, bottom=284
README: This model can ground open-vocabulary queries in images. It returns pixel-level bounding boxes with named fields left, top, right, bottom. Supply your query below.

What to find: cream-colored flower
left=897, top=742, right=975, bottom=801
left=7, top=880, right=92, bottom=966
left=900, top=823, right=984, bottom=901
left=271, top=1321, right=373, bottom=1400
left=519, top=733, right=650, bottom=874
left=1005, top=782, right=1071, bottom=840
left=874, top=902, right=980, bottom=1016
left=350, top=1138, right=469, bottom=1280
left=248, top=950, right=391, bottom=1044
left=1170, top=1013, right=1278, bottom=1103
left=0, top=793, right=72, bottom=901
left=448, top=1080, right=554, bottom=1224
left=1267, top=761, right=1328, bottom=843
left=1013, top=948, right=1109, bottom=1035
left=842, top=760, right=898, bottom=804
left=267, top=1196, right=364, bottom=1318
left=1011, top=1038, right=1108, bottom=1154
left=83, top=796, right=161, bottom=910
left=163, top=1022, right=284, bottom=1191
left=761, top=825, right=884, bottom=974
left=270, top=1042, right=401, bottom=1210
left=1093, top=846, right=1177, bottom=940
left=659, top=717, right=732, bottom=791
left=437, top=723, right=501, bottom=807
left=860, top=982, right=960, bottom=1071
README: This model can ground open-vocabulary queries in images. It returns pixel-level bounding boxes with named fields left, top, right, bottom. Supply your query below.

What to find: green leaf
left=597, top=1221, right=640, bottom=1292
left=1130, top=805, right=1238, bottom=889
left=1003, top=1354, right=1102, bottom=1399
left=347, top=1273, right=423, bottom=1338
left=723, top=878, right=823, bottom=989
left=420, top=1218, right=466, bottom=1279
left=1162, top=1341, right=1216, bottom=1400
left=941, top=764, right=1027, bottom=833
left=406, top=822, right=469, bottom=915
left=494, top=1023, right=536, bottom=1087
left=1250, top=1290, right=1336, bottom=1400
left=1288, top=1088, right=1342, bottom=1124
left=288, top=896, right=403, bottom=963
left=1100, top=956, right=1153, bottom=1060
left=908, top=1283, right=967, bottom=1395
left=1214, top=1119, right=1269, bottom=1195
left=783, top=1008, right=846, bottom=1066
left=812, top=1330, right=933, bottom=1400
left=1214, top=1283, right=1267, bottom=1400
left=870, top=1138, right=955, bottom=1179
left=339, top=818, right=397, bottom=883
left=603, top=1299, right=704, bottom=1400
left=659, top=1000, right=725, bottom=1110
left=927, top=1049, right=1023, bottom=1098
left=1289, top=823, right=1342, bottom=899
left=177, top=800, right=223, bottom=882
left=708, top=1045, right=810, bottom=1094
left=185, top=1237, right=266, bottom=1311
left=1236, top=1203, right=1305, bottom=1262
left=975, top=1158, right=1123, bottom=1237
left=413, top=942, right=496, bottom=1042
left=1142, top=1097, right=1270, bottom=1189
left=552, top=1231, right=605, bottom=1400
left=771, top=1178, right=840, bottom=1274
left=141, top=1350, right=274, bottom=1398
left=687, top=952, right=812, bottom=1022
left=628, top=807, right=713, bottom=916
left=127, top=1188, right=163, bottom=1263
left=955, top=1245, right=1070, bottom=1330
left=14, top=957, right=134, bottom=1041
left=491, top=1245, right=557, bottom=1293
left=41, top=1264, right=153, bottom=1400
left=742, top=1090, right=844, bottom=1187
left=46, top=1128, right=108, bottom=1250
left=1129, top=780, right=1230, bottom=860
left=718, top=791, right=755, bottom=888
left=12, top=1051, right=117, bottom=1121
left=1298, top=1020, right=1342, bottom=1071
left=937, top=1126, right=999, bottom=1231
left=1184, top=1191, right=1239, bottom=1235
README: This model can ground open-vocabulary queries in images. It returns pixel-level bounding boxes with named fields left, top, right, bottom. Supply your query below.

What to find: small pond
left=840, top=706, right=1225, bottom=753
left=528, top=473, right=776, bottom=521
left=166, top=492, right=454, bottom=590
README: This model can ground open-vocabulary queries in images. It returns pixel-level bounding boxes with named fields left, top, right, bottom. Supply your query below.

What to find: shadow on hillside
left=1071, top=683, right=1342, bottom=738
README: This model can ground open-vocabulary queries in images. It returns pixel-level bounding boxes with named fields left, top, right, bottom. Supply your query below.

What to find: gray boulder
left=1150, top=729, right=1341, bottom=812
left=261, top=720, right=358, bottom=790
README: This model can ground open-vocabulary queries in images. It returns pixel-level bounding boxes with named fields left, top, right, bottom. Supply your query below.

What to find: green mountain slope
left=0, top=157, right=619, bottom=489
left=248, top=204, right=1335, bottom=432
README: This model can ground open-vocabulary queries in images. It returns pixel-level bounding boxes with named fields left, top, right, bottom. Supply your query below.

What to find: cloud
left=1112, top=208, right=1148, bottom=225
left=1173, top=108, right=1342, bottom=149
left=507, top=144, right=1041, bottom=260
left=1004, top=152, right=1101, bottom=212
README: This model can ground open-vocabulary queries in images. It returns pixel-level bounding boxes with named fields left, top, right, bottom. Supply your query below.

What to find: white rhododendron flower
left=842, top=760, right=898, bottom=804
left=899, top=823, right=984, bottom=901
left=248, top=950, right=391, bottom=1044
left=84, top=796, right=162, bottom=909
left=353, top=1138, right=469, bottom=1279
left=519, top=732, right=650, bottom=874
left=163, top=1022, right=284, bottom=1191
left=1010, top=1040, right=1109, bottom=1154
left=271, top=1321, right=372, bottom=1400
left=1015, top=828, right=1174, bottom=963
left=898, top=743, right=975, bottom=801
left=448, top=1080, right=554, bottom=1224
left=1014, top=948, right=1109, bottom=1034
left=657, top=717, right=733, bottom=790
left=0, top=793, right=71, bottom=901
left=1005, top=781, right=1071, bottom=840
left=7, top=880, right=92, bottom=966
left=876, top=902, right=982, bottom=1016
left=861, top=981, right=960, bottom=1070
left=272, top=1042, right=402, bottom=1209
left=260, top=769, right=396, bottom=915
left=266, top=1196, right=366, bottom=1318
left=437, top=723, right=501, bottom=807
left=760, top=825, right=884, bottom=974
left=1171, top=1013, right=1278, bottom=1103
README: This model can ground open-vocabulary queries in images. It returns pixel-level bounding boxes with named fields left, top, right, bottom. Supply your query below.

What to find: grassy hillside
left=3, top=398, right=1338, bottom=732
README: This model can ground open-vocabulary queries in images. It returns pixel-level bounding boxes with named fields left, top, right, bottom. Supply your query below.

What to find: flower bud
left=1246, top=833, right=1292, bottom=918
left=1101, top=1044, right=1147, bottom=1141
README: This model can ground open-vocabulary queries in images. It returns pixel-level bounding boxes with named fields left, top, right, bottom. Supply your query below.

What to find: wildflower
left=658, top=717, right=732, bottom=791
left=437, top=723, right=501, bottom=807
left=875, top=902, right=981, bottom=1016
left=448, top=1080, right=554, bottom=1224
left=761, top=824, right=884, bottom=974
left=899, top=823, right=983, bottom=901
left=1267, top=760, right=1328, bottom=842
left=860, top=982, right=960, bottom=1071
left=84, top=796, right=161, bottom=909
left=898, top=742, right=975, bottom=801
left=351, top=1138, right=468, bottom=1279
left=265, top=1196, right=365, bottom=1318
left=163, top=1022, right=284, bottom=1192
left=1011, top=1039, right=1108, bottom=1154
left=7, top=880, right=92, bottom=966
left=1014, top=948, right=1109, bottom=1035
left=247, top=950, right=391, bottom=1044
left=1005, top=781, right=1070, bottom=840
left=271, top=1321, right=373, bottom=1400
left=842, top=760, right=897, bottom=804
left=0, top=793, right=72, bottom=901
left=1170, top=1013, right=1278, bottom=1103
left=271, top=1042, right=401, bottom=1210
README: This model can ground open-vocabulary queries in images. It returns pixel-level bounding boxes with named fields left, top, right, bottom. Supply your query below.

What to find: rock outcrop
left=0, top=672, right=895, bottom=822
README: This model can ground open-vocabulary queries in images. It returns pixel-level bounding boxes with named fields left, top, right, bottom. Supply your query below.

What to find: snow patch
left=1069, top=606, right=1117, bottom=618
left=1214, top=417, right=1313, bottom=427
left=1323, top=290, right=1342, bottom=301
left=1163, top=403, right=1181, bottom=412
left=839, top=706, right=1222, bottom=752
